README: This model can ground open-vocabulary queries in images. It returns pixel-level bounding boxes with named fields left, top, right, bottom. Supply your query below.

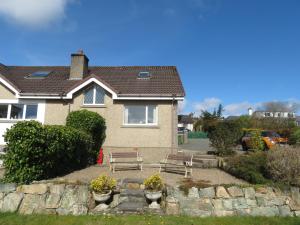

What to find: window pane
left=127, top=106, right=146, bottom=124
left=84, top=87, right=94, bottom=104
left=95, top=86, right=105, bottom=104
left=10, top=104, right=24, bottom=119
left=25, top=105, right=38, bottom=119
left=0, top=105, right=8, bottom=119
left=147, top=106, right=156, bottom=124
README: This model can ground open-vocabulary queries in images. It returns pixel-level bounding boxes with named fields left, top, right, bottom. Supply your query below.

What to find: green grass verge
left=0, top=213, right=299, bottom=225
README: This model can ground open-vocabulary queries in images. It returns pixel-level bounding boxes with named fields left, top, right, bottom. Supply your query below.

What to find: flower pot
left=144, top=190, right=162, bottom=209
left=92, top=190, right=112, bottom=209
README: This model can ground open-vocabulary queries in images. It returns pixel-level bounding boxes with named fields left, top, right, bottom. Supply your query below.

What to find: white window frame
left=0, top=103, right=38, bottom=121
left=123, top=105, right=158, bottom=126
left=83, top=85, right=105, bottom=106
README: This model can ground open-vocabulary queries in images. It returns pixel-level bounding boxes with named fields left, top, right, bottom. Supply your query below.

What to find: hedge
left=3, top=121, right=93, bottom=184
left=66, top=110, right=106, bottom=162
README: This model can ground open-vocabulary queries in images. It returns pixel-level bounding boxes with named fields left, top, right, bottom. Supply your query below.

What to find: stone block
left=49, top=184, right=65, bottom=196
left=211, top=199, right=223, bottom=210
left=199, top=187, right=215, bottom=198
left=243, top=187, right=256, bottom=199
left=222, top=199, right=233, bottom=210
left=0, top=183, right=16, bottom=193
left=165, top=196, right=180, bottom=215
left=278, top=205, right=293, bottom=217
left=232, top=198, right=248, bottom=210
left=19, top=194, right=46, bottom=214
left=1, top=192, right=23, bottom=212
left=250, top=206, right=279, bottom=217
left=72, top=204, right=88, bottom=215
left=227, top=186, right=244, bottom=197
left=46, top=194, right=61, bottom=209
left=213, top=210, right=235, bottom=217
left=216, top=186, right=230, bottom=198
left=17, top=184, right=48, bottom=195
left=188, top=187, right=199, bottom=198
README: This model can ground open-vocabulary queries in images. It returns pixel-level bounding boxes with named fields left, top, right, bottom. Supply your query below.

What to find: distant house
left=248, top=108, right=296, bottom=119
left=178, top=114, right=194, bottom=131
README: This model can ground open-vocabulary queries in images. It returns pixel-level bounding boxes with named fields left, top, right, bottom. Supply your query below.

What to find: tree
left=217, top=104, right=224, bottom=118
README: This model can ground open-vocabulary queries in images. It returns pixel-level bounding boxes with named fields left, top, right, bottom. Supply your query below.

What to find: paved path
left=179, top=138, right=215, bottom=154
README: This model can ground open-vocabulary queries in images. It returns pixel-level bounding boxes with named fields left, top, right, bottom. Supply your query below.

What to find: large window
left=84, top=85, right=105, bottom=105
left=124, top=105, right=157, bottom=125
left=0, top=104, right=38, bottom=120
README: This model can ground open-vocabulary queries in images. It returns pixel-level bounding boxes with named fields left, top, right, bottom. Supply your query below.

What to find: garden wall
left=0, top=180, right=300, bottom=217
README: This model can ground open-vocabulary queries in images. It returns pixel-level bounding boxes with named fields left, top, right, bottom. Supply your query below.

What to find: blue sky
left=0, top=0, right=299, bottom=116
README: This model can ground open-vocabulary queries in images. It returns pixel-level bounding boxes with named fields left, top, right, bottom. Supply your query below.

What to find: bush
left=208, top=121, right=243, bottom=156
left=3, top=121, right=93, bottom=184
left=66, top=110, right=106, bottom=162
left=249, top=130, right=265, bottom=151
left=144, top=174, right=164, bottom=191
left=223, top=152, right=270, bottom=184
left=266, top=147, right=300, bottom=186
left=90, top=175, right=116, bottom=193
left=289, top=128, right=300, bottom=146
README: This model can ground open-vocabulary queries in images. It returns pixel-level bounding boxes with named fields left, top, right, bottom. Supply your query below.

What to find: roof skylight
left=137, top=71, right=151, bottom=79
left=27, top=71, right=51, bottom=79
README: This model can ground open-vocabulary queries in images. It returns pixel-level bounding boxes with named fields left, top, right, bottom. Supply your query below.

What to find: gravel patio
left=57, top=165, right=247, bottom=187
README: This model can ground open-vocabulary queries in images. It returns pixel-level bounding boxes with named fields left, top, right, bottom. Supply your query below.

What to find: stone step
left=192, top=158, right=219, bottom=168
left=116, top=202, right=147, bottom=213
left=120, top=189, right=145, bottom=198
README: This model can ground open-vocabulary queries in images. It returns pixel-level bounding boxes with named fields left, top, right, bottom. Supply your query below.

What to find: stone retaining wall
left=0, top=181, right=299, bottom=217
left=166, top=185, right=300, bottom=217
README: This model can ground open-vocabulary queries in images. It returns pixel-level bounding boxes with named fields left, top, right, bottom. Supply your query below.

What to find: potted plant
left=144, top=174, right=164, bottom=209
left=90, top=175, right=116, bottom=208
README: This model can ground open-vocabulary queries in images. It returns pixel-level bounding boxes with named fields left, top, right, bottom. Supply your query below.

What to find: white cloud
left=224, top=102, right=256, bottom=117
left=193, top=97, right=221, bottom=114
left=178, top=99, right=187, bottom=114
left=0, top=0, right=73, bottom=28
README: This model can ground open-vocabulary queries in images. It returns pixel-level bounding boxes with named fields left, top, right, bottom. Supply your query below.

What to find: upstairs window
left=137, top=71, right=151, bottom=79
left=84, top=85, right=105, bottom=105
left=26, top=71, right=51, bottom=79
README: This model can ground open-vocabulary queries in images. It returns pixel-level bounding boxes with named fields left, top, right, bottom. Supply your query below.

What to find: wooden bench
left=109, top=152, right=143, bottom=173
left=159, top=153, right=193, bottom=178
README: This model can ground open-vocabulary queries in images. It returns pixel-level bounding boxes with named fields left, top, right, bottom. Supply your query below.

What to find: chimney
left=70, top=50, right=89, bottom=80
left=248, top=107, right=253, bottom=116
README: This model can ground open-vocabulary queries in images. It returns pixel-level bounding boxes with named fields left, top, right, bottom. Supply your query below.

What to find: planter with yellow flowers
left=143, top=174, right=164, bottom=209
left=90, top=175, right=116, bottom=208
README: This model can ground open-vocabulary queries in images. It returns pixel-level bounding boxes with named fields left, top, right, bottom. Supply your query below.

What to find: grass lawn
left=0, top=213, right=299, bottom=225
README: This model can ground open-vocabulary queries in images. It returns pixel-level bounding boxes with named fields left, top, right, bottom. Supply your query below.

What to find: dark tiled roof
left=0, top=65, right=185, bottom=97
left=178, top=115, right=194, bottom=124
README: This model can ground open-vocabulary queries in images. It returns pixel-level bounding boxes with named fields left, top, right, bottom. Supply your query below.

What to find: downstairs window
left=124, top=105, right=157, bottom=125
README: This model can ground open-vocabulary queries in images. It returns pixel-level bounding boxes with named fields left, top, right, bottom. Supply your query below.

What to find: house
left=178, top=114, right=194, bottom=131
left=296, top=116, right=300, bottom=126
left=248, top=107, right=296, bottom=118
left=0, top=51, right=185, bottom=158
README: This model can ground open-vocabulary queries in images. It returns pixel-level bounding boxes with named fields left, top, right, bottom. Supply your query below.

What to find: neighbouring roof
left=178, top=115, right=194, bottom=124
left=0, top=65, right=185, bottom=97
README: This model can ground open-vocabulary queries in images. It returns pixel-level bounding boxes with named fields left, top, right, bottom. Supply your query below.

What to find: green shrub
left=249, top=130, right=265, bottom=151
left=223, top=152, right=270, bottom=184
left=266, top=146, right=300, bottom=187
left=3, top=121, right=93, bottom=184
left=208, top=121, right=243, bottom=156
left=66, top=110, right=106, bottom=162
left=289, top=128, right=300, bottom=146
